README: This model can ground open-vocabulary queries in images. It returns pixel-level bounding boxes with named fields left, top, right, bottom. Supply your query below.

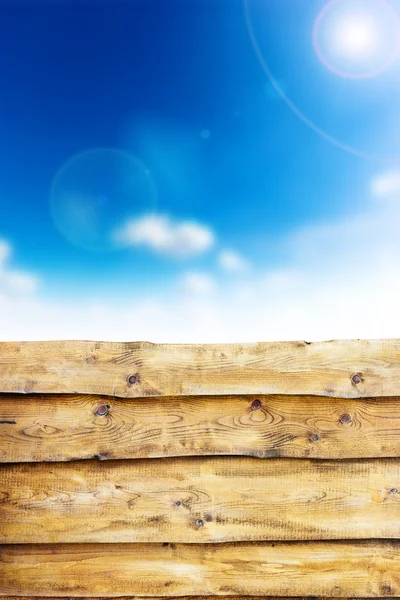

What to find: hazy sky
left=1, top=0, right=400, bottom=342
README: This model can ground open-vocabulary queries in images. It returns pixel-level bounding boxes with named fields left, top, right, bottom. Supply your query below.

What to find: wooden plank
left=1, top=541, right=399, bottom=597
left=0, top=339, right=400, bottom=398
left=2, top=392, right=400, bottom=463
left=1, top=457, right=399, bottom=543
left=0, top=597, right=383, bottom=600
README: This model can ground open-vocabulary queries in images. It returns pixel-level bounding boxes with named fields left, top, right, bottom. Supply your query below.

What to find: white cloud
left=0, top=241, right=38, bottom=296
left=263, top=269, right=303, bottom=292
left=371, top=170, right=400, bottom=198
left=219, top=250, right=249, bottom=272
left=3, top=271, right=37, bottom=294
left=0, top=240, right=11, bottom=263
left=181, top=272, right=216, bottom=295
left=3, top=170, right=400, bottom=342
left=114, top=214, right=215, bottom=258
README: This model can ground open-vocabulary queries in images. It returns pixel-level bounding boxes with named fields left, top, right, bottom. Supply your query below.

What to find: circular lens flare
left=313, top=0, right=400, bottom=78
left=50, top=148, right=157, bottom=252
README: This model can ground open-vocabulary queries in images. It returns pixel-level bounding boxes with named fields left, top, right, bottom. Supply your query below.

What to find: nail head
left=127, top=374, right=138, bottom=385
left=339, top=413, right=352, bottom=424
left=251, top=399, right=262, bottom=411
left=175, top=500, right=181, bottom=506
left=309, top=433, right=320, bottom=443
left=195, top=519, right=204, bottom=527
left=351, top=373, right=362, bottom=385
left=95, top=404, right=109, bottom=417
left=390, top=488, right=398, bottom=494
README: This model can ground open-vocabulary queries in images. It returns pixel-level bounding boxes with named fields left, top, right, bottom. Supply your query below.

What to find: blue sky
left=1, top=0, right=400, bottom=341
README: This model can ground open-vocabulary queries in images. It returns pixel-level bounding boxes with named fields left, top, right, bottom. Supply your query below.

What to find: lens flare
left=50, top=148, right=157, bottom=252
left=244, top=0, right=400, bottom=160
left=313, top=0, right=400, bottom=78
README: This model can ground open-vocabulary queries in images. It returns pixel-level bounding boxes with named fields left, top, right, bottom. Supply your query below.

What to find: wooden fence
left=0, top=339, right=400, bottom=597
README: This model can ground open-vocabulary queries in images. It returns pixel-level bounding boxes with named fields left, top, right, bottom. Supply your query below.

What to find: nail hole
left=339, top=413, right=352, bottom=424
left=195, top=519, right=204, bottom=527
left=95, top=404, right=109, bottom=417
left=309, top=433, right=320, bottom=443
left=251, top=399, right=262, bottom=411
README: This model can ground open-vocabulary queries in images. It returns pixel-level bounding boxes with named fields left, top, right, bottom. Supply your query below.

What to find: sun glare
left=313, top=0, right=400, bottom=78
left=333, top=15, right=378, bottom=55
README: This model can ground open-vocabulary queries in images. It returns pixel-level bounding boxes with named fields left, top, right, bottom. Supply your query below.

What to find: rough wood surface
left=1, top=457, right=399, bottom=544
left=3, top=393, right=400, bottom=463
left=1, top=541, right=400, bottom=597
left=0, top=598, right=384, bottom=600
left=1, top=339, right=400, bottom=398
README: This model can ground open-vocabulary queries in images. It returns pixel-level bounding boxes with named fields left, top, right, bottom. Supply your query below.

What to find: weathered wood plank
left=2, top=392, right=400, bottom=462
left=1, top=541, right=399, bottom=597
left=1, top=339, right=400, bottom=398
left=0, top=598, right=386, bottom=600
left=1, top=457, right=399, bottom=544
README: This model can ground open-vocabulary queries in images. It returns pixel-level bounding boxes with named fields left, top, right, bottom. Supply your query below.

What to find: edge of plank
left=0, top=339, right=399, bottom=398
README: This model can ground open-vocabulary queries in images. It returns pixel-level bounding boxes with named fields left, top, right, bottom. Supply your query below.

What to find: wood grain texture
left=0, top=597, right=385, bottom=600
left=1, top=457, right=400, bottom=544
left=2, top=392, right=400, bottom=463
left=1, top=339, right=400, bottom=398
left=1, top=541, right=400, bottom=597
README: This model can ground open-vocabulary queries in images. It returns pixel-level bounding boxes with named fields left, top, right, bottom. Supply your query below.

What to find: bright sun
left=334, top=15, right=378, bottom=55
left=313, top=0, right=400, bottom=78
